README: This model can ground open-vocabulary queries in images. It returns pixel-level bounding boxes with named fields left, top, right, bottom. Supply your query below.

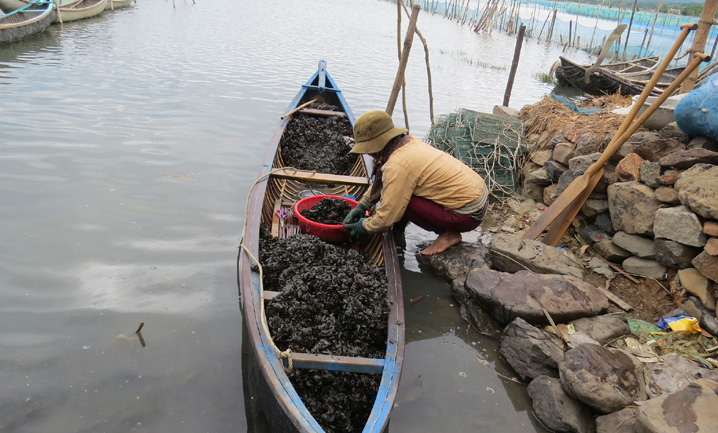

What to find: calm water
left=0, top=1, right=591, bottom=431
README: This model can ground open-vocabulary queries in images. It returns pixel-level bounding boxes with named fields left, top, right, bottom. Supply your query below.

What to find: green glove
left=343, top=218, right=369, bottom=241
left=343, top=203, right=368, bottom=225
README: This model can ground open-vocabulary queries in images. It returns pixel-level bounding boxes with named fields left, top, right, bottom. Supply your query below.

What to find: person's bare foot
left=421, top=231, right=462, bottom=255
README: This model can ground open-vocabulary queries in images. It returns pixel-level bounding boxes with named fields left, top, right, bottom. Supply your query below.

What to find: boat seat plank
left=298, top=108, right=347, bottom=117
left=282, top=352, right=385, bottom=375
left=270, top=169, right=369, bottom=186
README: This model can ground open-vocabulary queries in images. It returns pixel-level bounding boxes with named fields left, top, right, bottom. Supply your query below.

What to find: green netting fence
left=425, top=109, right=526, bottom=199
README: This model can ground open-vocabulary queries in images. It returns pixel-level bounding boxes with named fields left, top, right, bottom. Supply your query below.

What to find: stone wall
left=521, top=120, right=718, bottom=316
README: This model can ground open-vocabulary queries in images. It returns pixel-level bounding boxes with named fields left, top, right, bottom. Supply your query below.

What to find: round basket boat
left=293, top=195, right=359, bottom=243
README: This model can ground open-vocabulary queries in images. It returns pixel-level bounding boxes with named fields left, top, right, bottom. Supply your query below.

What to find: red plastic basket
left=293, top=195, right=359, bottom=243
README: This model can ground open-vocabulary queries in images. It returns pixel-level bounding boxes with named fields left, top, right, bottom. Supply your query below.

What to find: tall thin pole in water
left=622, top=0, right=639, bottom=60
left=589, top=0, right=606, bottom=52
left=645, top=0, right=664, bottom=51
left=387, top=5, right=420, bottom=116
left=503, top=24, right=526, bottom=107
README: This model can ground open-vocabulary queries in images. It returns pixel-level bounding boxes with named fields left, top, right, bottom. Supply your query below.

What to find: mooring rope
left=237, top=166, right=316, bottom=372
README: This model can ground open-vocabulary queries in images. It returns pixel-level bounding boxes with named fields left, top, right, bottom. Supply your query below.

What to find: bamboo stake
left=589, top=0, right=606, bottom=52
left=503, top=24, right=526, bottom=107
left=574, top=0, right=582, bottom=47
left=397, top=0, right=409, bottom=130
left=622, top=0, right=639, bottom=61
left=387, top=5, right=420, bottom=116
left=645, top=0, right=663, bottom=51
left=401, top=0, right=435, bottom=125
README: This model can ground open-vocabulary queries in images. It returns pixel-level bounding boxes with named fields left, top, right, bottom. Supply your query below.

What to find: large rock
left=622, top=257, right=667, bottom=280
left=499, top=317, right=564, bottom=380
left=415, top=241, right=491, bottom=281
left=592, top=239, right=632, bottom=262
left=675, top=163, right=718, bottom=219
left=692, top=251, right=718, bottom=283
left=608, top=182, right=660, bottom=236
left=527, top=375, right=596, bottom=433
left=654, top=238, right=702, bottom=269
left=574, top=133, right=603, bottom=156
left=611, top=231, right=655, bottom=259
left=643, top=352, right=718, bottom=398
left=560, top=344, right=647, bottom=414
left=659, top=148, right=718, bottom=169
left=596, top=408, right=638, bottom=433
left=615, top=153, right=644, bottom=181
left=639, top=161, right=661, bottom=188
left=635, top=379, right=718, bottom=433
left=653, top=205, right=707, bottom=247
left=654, top=186, right=681, bottom=204
left=687, top=136, right=718, bottom=152
left=464, top=267, right=608, bottom=325
left=489, top=233, right=585, bottom=279
left=677, top=268, right=716, bottom=309
left=569, top=315, right=631, bottom=345
left=553, top=142, right=576, bottom=165
left=633, top=137, right=686, bottom=161
left=544, top=160, right=568, bottom=182
left=525, top=167, right=553, bottom=187
left=659, top=121, right=690, bottom=143
left=451, top=278, right=504, bottom=338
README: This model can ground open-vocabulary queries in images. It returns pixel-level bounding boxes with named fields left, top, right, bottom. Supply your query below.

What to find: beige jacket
left=361, top=136, right=486, bottom=233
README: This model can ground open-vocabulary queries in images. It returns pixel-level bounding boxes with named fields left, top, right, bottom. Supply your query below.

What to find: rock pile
left=521, top=107, right=718, bottom=332
left=416, top=103, right=718, bottom=432
left=418, top=235, right=718, bottom=433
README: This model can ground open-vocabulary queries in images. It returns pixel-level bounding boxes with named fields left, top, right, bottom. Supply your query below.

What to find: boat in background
left=1, top=0, right=54, bottom=45
left=555, top=56, right=663, bottom=96
left=105, top=0, right=132, bottom=10
left=54, top=0, right=106, bottom=23
left=238, top=60, right=405, bottom=432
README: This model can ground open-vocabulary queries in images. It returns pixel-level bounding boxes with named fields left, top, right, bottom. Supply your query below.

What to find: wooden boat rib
left=238, top=60, right=405, bottom=433
left=54, top=0, right=106, bottom=23
left=0, top=0, right=54, bottom=45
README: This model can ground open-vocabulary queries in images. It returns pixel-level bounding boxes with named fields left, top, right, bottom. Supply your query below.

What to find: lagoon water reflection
left=0, top=0, right=588, bottom=431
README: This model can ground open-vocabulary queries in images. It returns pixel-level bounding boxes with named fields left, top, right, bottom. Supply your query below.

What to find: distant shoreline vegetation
left=566, top=0, right=716, bottom=17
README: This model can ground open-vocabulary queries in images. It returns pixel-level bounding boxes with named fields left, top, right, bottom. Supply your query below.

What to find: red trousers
left=401, top=196, right=482, bottom=234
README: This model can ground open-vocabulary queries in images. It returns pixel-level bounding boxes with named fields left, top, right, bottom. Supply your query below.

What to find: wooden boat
left=555, top=56, right=665, bottom=96
left=53, top=0, right=106, bottom=23
left=0, top=0, right=54, bottom=45
left=238, top=60, right=404, bottom=433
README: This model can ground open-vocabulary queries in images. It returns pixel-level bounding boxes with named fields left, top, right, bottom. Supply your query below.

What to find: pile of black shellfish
left=259, top=230, right=388, bottom=432
left=280, top=103, right=357, bottom=175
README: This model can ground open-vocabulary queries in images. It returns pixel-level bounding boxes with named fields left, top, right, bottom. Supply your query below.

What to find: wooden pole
left=569, top=21, right=573, bottom=47
left=589, top=0, right=606, bottom=52
left=646, top=0, right=664, bottom=51
left=622, top=0, right=639, bottom=61
left=387, top=5, right=420, bottom=116
left=680, top=0, right=718, bottom=93
left=574, top=0, right=582, bottom=47
left=503, top=24, right=526, bottom=107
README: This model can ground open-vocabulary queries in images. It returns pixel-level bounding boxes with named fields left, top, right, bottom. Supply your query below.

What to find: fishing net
left=425, top=109, right=526, bottom=199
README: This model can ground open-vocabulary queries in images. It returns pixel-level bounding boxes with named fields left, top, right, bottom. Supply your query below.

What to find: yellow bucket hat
left=349, top=110, right=408, bottom=154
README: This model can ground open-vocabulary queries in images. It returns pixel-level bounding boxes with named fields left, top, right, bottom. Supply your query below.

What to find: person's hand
left=343, top=218, right=369, bottom=241
left=343, top=203, right=368, bottom=225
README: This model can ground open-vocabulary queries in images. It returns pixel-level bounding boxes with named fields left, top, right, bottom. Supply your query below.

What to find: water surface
left=0, top=1, right=591, bottom=431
